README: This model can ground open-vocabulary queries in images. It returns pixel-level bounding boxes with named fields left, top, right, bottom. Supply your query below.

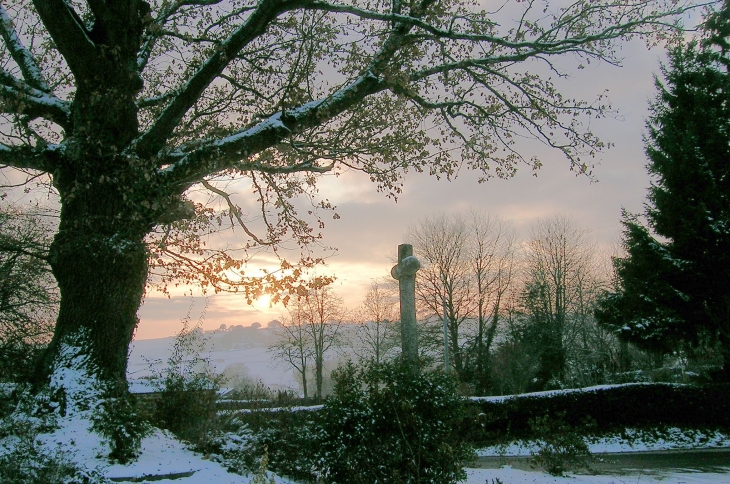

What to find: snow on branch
left=156, top=71, right=384, bottom=190
left=0, top=5, right=50, bottom=93
left=144, top=0, right=698, bottom=190
left=134, top=0, right=309, bottom=159
left=0, top=143, right=63, bottom=173
left=0, top=69, right=71, bottom=128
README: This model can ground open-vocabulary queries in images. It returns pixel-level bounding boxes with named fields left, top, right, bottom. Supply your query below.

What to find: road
left=473, top=448, right=730, bottom=475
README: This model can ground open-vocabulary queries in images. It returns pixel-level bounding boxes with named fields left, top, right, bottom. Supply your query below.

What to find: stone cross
left=391, top=243, right=421, bottom=364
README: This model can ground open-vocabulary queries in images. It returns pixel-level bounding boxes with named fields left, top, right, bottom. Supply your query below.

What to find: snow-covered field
left=127, top=330, right=301, bottom=394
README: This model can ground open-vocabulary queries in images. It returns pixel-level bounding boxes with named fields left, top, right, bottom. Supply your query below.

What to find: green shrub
left=148, top=314, right=223, bottom=449
left=316, top=360, right=475, bottom=484
left=528, top=413, right=593, bottom=476
left=90, top=392, right=151, bottom=464
left=241, top=408, right=321, bottom=482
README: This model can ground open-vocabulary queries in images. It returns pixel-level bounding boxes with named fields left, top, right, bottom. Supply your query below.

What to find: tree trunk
left=315, top=353, right=323, bottom=400
left=718, top=331, right=730, bottom=382
left=36, top=201, right=149, bottom=390
left=300, top=366, right=309, bottom=399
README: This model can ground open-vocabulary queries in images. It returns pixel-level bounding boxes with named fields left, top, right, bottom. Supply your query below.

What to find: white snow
left=477, top=428, right=730, bottom=457
left=470, top=382, right=673, bottom=403
left=31, top=418, right=297, bottom=483
left=16, top=413, right=727, bottom=484
left=464, top=466, right=730, bottom=484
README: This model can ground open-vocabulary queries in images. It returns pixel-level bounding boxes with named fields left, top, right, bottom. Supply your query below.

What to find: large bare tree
left=271, top=282, right=343, bottom=399
left=521, top=214, right=605, bottom=388
left=410, top=211, right=516, bottom=390
left=0, top=0, right=700, bottom=394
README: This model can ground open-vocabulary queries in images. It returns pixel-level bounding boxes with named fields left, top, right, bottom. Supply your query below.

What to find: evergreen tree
left=597, top=5, right=730, bottom=380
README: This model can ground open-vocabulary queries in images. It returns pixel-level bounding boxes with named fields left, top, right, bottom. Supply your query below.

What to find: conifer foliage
left=597, top=4, right=730, bottom=380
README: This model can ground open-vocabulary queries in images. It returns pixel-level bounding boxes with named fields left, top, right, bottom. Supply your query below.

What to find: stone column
left=391, top=244, right=421, bottom=365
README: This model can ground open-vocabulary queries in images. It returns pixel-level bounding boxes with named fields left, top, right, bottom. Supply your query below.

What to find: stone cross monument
left=391, top=243, right=421, bottom=364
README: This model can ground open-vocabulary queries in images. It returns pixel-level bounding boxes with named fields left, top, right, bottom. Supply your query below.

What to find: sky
left=136, top=31, right=678, bottom=339
left=0, top=2, right=708, bottom=340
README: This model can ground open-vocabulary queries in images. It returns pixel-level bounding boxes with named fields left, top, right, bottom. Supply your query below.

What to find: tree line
left=269, top=211, right=621, bottom=398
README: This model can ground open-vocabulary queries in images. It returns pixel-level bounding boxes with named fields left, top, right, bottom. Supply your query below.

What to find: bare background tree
left=509, top=215, right=613, bottom=390
left=270, top=297, right=315, bottom=398
left=352, top=279, right=400, bottom=365
left=410, top=214, right=472, bottom=377
left=271, top=281, right=344, bottom=399
left=465, top=210, right=516, bottom=393
left=409, top=211, right=516, bottom=392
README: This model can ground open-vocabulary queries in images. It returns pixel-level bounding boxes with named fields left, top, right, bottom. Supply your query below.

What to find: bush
left=148, top=313, right=223, bottom=449
left=235, top=407, right=321, bottom=482
left=316, top=360, right=475, bottom=484
left=528, top=413, right=593, bottom=476
left=90, top=391, right=151, bottom=464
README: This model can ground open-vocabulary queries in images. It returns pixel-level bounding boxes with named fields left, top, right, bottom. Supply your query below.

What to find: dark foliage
left=528, top=412, right=594, bottom=476
left=229, top=360, right=475, bottom=483
left=472, top=383, right=730, bottom=443
left=246, top=409, right=322, bottom=482
left=90, top=392, right=151, bottom=464
left=597, top=6, right=730, bottom=379
left=148, top=318, right=222, bottom=448
left=0, top=206, right=56, bottom=383
left=316, top=360, right=475, bottom=484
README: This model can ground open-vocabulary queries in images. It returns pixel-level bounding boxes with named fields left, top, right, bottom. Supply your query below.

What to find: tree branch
left=156, top=72, right=383, bottom=190
left=306, top=0, right=693, bottom=52
left=0, top=5, right=50, bottom=93
left=31, top=0, right=96, bottom=79
left=200, top=179, right=275, bottom=246
left=0, top=240, right=49, bottom=262
left=0, top=69, right=71, bottom=128
left=138, top=0, right=227, bottom=71
left=0, top=143, right=63, bottom=173
left=134, top=0, right=309, bottom=159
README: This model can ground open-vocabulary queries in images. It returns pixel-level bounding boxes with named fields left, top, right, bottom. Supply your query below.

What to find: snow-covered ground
left=7, top=411, right=727, bottom=484
left=464, top=466, right=730, bottom=483
left=34, top=421, right=297, bottom=484
left=478, top=428, right=730, bottom=456
left=3, top=336, right=727, bottom=483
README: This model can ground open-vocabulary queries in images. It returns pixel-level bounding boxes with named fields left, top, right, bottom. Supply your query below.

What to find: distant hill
left=127, top=326, right=297, bottom=394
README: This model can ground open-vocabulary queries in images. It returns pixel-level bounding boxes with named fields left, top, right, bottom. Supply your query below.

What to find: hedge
left=469, top=383, right=730, bottom=442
